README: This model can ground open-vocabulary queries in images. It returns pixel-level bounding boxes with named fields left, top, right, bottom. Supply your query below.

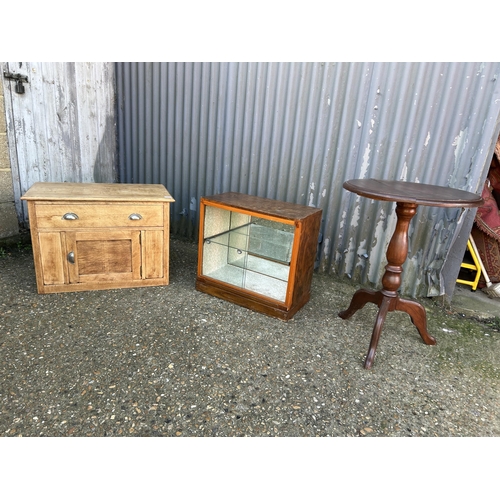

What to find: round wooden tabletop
left=343, top=179, right=483, bottom=208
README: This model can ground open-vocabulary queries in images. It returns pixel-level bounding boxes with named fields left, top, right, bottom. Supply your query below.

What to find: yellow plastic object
left=456, top=237, right=482, bottom=291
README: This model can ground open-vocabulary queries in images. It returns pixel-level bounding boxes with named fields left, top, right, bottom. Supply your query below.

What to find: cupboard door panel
left=77, top=240, right=133, bottom=274
left=38, top=232, right=66, bottom=285
left=142, top=230, right=164, bottom=279
left=66, top=230, right=141, bottom=283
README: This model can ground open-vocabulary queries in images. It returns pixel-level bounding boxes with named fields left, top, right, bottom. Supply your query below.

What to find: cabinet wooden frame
left=22, top=182, right=174, bottom=294
left=195, top=192, right=322, bottom=320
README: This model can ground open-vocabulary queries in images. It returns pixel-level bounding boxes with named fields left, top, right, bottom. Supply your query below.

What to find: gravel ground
left=1, top=236, right=499, bottom=438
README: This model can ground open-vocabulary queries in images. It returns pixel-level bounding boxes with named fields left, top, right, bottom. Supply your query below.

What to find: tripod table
left=339, top=179, right=483, bottom=369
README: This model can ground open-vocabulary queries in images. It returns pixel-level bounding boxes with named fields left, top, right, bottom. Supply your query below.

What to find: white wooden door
left=2, top=62, right=117, bottom=224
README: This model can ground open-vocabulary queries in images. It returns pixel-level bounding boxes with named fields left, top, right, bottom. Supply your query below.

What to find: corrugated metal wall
left=115, top=62, right=500, bottom=297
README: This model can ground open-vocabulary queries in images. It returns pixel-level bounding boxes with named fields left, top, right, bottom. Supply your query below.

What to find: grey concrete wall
left=0, top=83, right=19, bottom=239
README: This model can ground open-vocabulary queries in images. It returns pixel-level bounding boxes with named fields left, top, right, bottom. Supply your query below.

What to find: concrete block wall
left=0, top=83, right=20, bottom=239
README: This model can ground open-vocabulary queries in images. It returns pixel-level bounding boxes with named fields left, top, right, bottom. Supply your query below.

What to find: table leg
left=364, top=294, right=392, bottom=369
left=338, top=289, right=383, bottom=319
left=395, top=297, right=436, bottom=346
left=338, top=202, right=436, bottom=369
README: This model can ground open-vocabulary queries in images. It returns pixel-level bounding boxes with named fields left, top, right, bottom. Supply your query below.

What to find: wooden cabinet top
left=202, top=192, right=322, bottom=221
left=21, top=182, right=175, bottom=203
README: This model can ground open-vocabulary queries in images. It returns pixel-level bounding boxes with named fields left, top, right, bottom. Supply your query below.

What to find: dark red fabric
left=474, top=181, right=500, bottom=243
left=470, top=134, right=500, bottom=285
left=488, top=162, right=500, bottom=207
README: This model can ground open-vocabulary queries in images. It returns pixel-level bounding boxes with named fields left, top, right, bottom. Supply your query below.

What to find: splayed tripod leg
left=338, top=289, right=382, bottom=320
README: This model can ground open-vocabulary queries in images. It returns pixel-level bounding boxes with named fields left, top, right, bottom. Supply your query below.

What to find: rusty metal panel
left=115, top=62, right=500, bottom=296
left=3, top=62, right=117, bottom=222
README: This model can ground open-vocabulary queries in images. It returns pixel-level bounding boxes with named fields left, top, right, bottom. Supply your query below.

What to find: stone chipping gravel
left=0, top=236, right=499, bottom=437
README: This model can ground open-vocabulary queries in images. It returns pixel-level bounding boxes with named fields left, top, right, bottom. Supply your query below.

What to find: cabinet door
left=141, top=229, right=164, bottom=279
left=65, top=230, right=141, bottom=283
left=38, top=232, right=67, bottom=285
left=200, top=207, right=293, bottom=303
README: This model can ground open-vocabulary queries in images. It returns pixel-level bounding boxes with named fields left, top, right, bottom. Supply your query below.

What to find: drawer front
left=34, top=203, right=164, bottom=228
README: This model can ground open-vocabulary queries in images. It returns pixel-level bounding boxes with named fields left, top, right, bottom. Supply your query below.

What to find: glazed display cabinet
left=196, top=192, right=322, bottom=320
left=21, top=182, right=174, bottom=294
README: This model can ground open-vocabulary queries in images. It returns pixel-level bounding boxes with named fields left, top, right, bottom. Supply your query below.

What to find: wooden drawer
left=34, top=203, right=164, bottom=229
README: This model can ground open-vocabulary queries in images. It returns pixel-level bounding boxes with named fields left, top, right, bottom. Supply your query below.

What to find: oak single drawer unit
left=195, top=192, right=322, bottom=320
left=21, top=182, right=175, bottom=294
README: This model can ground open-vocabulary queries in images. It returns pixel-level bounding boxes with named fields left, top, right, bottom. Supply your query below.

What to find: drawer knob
left=62, top=212, right=79, bottom=220
left=67, top=251, right=75, bottom=264
left=128, top=213, right=143, bottom=220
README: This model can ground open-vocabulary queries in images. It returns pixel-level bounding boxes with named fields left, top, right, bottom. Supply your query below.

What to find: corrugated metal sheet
left=115, top=62, right=500, bottom=297
left=3, top=62, right=117, bottom=222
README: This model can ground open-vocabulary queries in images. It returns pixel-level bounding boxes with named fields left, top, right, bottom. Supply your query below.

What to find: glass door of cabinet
left=201, top=206, right=295, bottom=302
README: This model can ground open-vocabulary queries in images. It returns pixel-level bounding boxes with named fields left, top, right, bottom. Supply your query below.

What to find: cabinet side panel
left=163, top=203, right=170, bottom=284
left=143, top=230, right=164, bottom=279
left=197, top=201, right=206, bottom=277
left=26, top=201, right=45, bottom=292
left=38, top=232, right=66, bottom=285
left=291, top=211, right=322, bottom=305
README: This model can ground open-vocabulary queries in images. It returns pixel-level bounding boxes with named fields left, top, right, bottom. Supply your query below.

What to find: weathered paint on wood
left=2, top=62, right=117, bottom=223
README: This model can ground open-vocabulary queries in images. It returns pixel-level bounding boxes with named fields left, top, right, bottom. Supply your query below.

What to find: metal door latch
left=3, top=71, right=29, bottom=94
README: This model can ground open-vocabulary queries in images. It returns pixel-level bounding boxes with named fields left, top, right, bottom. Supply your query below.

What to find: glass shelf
left=204, top=217, right=294, bottom=264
